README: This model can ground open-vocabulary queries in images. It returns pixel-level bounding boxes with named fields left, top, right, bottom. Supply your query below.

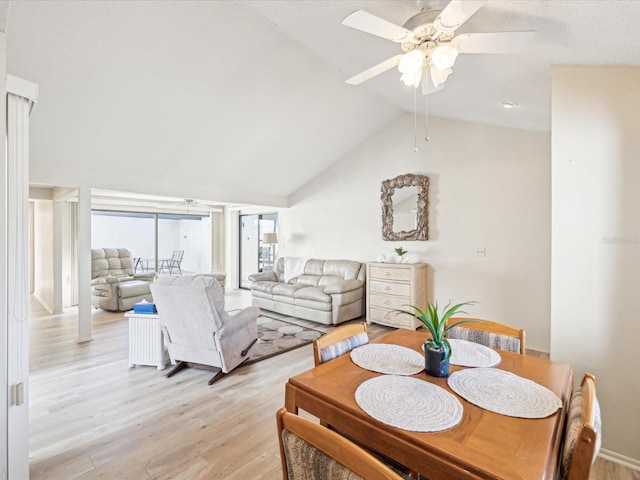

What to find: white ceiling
left=7, top=1, right=640, bottom=205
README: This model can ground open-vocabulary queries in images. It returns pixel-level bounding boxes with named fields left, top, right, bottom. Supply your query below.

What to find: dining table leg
left=285, top=383, right=299, bottom=414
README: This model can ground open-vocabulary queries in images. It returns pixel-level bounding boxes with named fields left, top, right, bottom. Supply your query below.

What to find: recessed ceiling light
left=502, top=101, right=519, bottom=109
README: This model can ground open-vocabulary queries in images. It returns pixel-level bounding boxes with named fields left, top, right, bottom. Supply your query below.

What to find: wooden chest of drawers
left=366, top=262, right=428, bottom=330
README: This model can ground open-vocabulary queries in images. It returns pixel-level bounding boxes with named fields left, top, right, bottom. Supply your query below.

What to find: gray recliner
left=91, top=248, right=157, bottom=311
left=151, top=274, right=259, bottom=384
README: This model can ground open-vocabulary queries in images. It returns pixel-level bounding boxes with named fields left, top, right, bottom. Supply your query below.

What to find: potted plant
left=393, top=246, right=408, bottom=263
left=395, top=301, right=477, bottom=377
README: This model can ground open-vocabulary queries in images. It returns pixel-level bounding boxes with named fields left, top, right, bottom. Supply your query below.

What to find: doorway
left=238, top=213, right=278, bottom=289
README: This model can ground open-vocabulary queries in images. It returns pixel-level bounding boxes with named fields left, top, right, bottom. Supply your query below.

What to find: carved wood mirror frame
left=381, top=173, right=429, bottom=241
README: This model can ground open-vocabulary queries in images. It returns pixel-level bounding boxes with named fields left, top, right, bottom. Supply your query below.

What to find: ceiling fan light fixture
left=398, top=49, right=425, bottom=75
left=398, top=50, right=425, bottom=87
left=400, top=69, right=423, bottom=88
left=430, top=66, right=453, bottom=88
left=431, top=45, right=458, bottom=70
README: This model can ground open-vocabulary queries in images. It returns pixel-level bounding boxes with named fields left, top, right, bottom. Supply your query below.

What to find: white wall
left=279, top=114, right=552, bottom=351
left=92, top=213, right=155, bottom=260
left=551, top=66, right=640, bottom=461
left=0, top=29, right=8, bottom=480
left=33, top=200, right=55, bottom=312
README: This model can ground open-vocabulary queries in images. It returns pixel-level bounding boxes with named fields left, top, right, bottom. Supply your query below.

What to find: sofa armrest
left=91, top=275, right=120, bottom=285
left=220, top=306, right=260, bottom=336
left=323, top=279, right=364, bottom=294
left=133, top=271, right=157, bottom=281
left=248, top=271, right=277, bottom=282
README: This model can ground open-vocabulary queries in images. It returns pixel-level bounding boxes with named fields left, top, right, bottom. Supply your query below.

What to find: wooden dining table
left=285, top=328, right=573, bottom=480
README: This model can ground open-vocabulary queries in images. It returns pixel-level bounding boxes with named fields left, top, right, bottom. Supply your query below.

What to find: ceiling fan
left=160, top=198, right=214, bottom=212
left=342, top=0, right=535, bottom=92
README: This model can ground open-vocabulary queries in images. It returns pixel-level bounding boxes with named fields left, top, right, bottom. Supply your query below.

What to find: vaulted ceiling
left=7, top=1, right=640, bottom=207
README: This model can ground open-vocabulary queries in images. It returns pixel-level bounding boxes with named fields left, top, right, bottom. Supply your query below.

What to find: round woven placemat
left=355, top=375, right=463, bottom=432
left=448, top=339, right=501, bottom=367
left=448, top=368, right=562, bottom=418
left=350, top=344, right=424, bottom=375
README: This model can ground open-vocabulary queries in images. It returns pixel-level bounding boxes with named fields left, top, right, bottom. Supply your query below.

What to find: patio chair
left=150, top=274, right=259, bottom=385
left=446, top=317, right=526, bottom=354
left=276, top=407, right=405, bottom=480
left=158, top=249, right=184, bottom=275
left=560, top=373, right=601, bottom=480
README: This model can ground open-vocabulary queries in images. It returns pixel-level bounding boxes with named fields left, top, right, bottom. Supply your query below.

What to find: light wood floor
left=29, top=290, right=637, bottom=480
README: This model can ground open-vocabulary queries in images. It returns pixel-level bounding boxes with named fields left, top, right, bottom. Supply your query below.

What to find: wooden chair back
left=563, top=373, right=600, bottom=480
left=447, top=317, right=526, bottom=354
left=276, top=408, right=403, bottom=480
left=312, top=322, right=368, bottom=366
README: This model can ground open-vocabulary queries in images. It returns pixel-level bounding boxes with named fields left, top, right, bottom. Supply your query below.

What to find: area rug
left=242, top=313, right=325, bottom=365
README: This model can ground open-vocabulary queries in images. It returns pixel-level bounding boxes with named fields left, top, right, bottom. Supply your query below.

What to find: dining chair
left=446, top=317, right=526, bottom=354
left=312, top=322, right=369, bottom=366
left=560, top=373, right=601, bottom=480
left=276, top=407, right=406, bottom=480
left=311, top=322, right=415, bottom=477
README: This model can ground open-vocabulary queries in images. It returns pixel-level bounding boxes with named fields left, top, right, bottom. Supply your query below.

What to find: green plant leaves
left=393, top=300, right=477, bottom=360
left=394, top=246, right=408, bottom=256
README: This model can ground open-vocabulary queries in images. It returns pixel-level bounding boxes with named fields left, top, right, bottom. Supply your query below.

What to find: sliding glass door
left=239, top=213, right=278, bottom=289
left=92, top=210, right=211, bottom=275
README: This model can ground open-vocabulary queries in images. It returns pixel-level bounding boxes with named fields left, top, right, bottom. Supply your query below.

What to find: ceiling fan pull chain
left=425, top=86, right=430, bottom=142
left=413, top=86, right=418, bottom=152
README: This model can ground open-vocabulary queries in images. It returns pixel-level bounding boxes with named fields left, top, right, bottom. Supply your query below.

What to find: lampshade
left=431, top=45, right=459, bottom=71
left=430, top=66, right=453, bottom=88
left=263, top=232, right=278, bottom=244
left=398, top=50, right=425, bottom=75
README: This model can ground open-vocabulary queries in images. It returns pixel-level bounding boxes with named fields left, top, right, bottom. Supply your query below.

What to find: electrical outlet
left=475, top=247, right=486, bottom=257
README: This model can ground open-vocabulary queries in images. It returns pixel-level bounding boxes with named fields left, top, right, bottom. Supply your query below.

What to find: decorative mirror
left=381, top=173, right=429, bottom=241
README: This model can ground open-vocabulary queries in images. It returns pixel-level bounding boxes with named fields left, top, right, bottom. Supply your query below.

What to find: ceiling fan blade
left=345, top=54, right=404, bottom=85
left=342, top=10, right=416, bottom=43
left=452, top=31, right=536, bottom=53
left=435, top=0, right=485, bottom=33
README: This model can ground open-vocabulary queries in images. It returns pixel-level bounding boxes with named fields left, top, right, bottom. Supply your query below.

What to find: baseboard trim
left=526, top=344, right=550, bottom=354
left=599, top=448, right=640, bottom=471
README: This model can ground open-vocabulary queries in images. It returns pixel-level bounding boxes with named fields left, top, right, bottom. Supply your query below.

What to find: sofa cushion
left=273, top=283, right=307, bottom=296
left=295, top=298, right=332, bottom=312
left=118, top=280, right=152, bottom=298
left=303, top=259, right=326, bottom=276
left=296, top=275, right=321, bottom=287
left=295, top=286, right=331, bottom=303
left=251, top=280, right=280, bottom=294
left=273, top=294, right=296, bottom=305
left=323, top=260, right=362, bottom=281
left=318, top=275, right=348, bottom=288
left=92, top=247, right=134, bottom=278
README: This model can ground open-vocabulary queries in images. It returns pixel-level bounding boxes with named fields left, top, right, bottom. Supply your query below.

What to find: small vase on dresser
left=366, top=262, right=428, bottom=330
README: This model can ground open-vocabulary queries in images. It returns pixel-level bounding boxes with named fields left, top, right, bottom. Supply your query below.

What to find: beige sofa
left=248, top=257, right=365, bottom=325
left=91, top=248, right=157, bottom=312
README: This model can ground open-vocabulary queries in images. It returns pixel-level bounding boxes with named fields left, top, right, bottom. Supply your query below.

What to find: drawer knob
left=384, top=300, right=390, bottom=305
left=384, top=272, right=391, bottom=276
left=384, top=312, right=392, bottom=319
left=384, top=286, right=391, bottom=291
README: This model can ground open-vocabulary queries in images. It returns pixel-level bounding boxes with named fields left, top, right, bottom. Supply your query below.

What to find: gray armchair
left=91, top=248, right=157, bottom=312
left=150, top=274, right=259, bottom=385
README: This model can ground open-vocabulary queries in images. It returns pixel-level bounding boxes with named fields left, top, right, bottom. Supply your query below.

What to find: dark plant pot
left=424, top=346, right=450, bottom=377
